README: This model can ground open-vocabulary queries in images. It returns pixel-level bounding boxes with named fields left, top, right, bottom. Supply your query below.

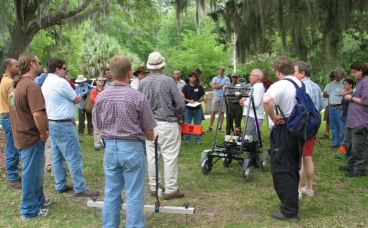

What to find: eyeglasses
left=97, top=80, right=104, bottom=82
left=61, top=67, right=67, bottom=71
left=249, top=74, right=258, bottom=77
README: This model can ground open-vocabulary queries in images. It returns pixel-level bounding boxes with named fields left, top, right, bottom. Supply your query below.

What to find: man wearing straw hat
left=75, top=75, right=93, bottom=135
left=138, top=52, right=186, bottom=200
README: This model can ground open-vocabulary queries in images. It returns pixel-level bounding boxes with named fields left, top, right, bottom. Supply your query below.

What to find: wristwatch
left=350, top=96, right=354, bottom=102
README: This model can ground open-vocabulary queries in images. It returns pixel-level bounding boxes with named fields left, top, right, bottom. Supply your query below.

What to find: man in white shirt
left=130, top=66, right=148, bottom=90
left=263, top=56, right=303, bottom=223
left=42, top=58, right=99, bottom=197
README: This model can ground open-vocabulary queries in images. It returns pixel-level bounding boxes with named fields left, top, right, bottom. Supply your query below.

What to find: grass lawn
left=1, top=114, right=367, bottom=228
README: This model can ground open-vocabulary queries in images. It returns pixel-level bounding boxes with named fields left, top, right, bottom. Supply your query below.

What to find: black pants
left=344, top=126, right=368, bottom=173
left=78, top=108, right=93, bottom=134
left=226, top=102, right=243, bottom=134
left=270, top=124, right=304, bottom=218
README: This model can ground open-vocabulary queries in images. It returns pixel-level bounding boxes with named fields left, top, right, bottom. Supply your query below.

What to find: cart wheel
left=222, top=158, right=232, bottom=167
left=243, top=166, right=254, bottom=182
left=201, top=159, right=212, bottom=175
left=261, top=159, right=269, bottom=172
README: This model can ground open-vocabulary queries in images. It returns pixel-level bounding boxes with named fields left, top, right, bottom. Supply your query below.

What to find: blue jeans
left=102, top=139, right=146, bottom=228
left=20, top=140, right=46, bottom=218
left=184, top=108, right=202, bottom=142
left=49, top=121, right=87, bottom=193
left=341, top=115, right=347, bottom=142
left=2, top=113, right=20, bottom=181
left=329, top=106, right=344, bottom=146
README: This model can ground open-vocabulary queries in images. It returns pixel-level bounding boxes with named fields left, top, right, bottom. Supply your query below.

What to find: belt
left=48, top=119, right=73, bottom=122
left=228, top=102, right=240, bottom=104
left=330, top=104, right=341, bottom=107
left=1, top=113, right=9, bottom=115
left=156, top=119, right=176, bottom=122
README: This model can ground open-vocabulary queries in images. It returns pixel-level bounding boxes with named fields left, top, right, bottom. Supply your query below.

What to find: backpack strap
left=283, top=77, right=306, bottom=92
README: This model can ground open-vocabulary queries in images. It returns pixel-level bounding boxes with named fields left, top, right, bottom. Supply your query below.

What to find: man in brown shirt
left=9, top=53, right=50, bottom=219
left=1, top=58, right=21, bottom=189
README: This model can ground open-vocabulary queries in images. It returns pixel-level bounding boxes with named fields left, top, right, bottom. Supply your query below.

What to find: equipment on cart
left=87, top=136, right=195, bottom=219
left=199, top=84, right=269, bottom=182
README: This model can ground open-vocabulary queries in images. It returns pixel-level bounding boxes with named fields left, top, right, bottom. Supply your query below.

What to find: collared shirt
left=176, top=79, right=186, bottom=91
left=302, top=77, right=324, bottom=112
left=75, top=83, right=93, bottom=109
left=34, top=72, right=48, bottom=86
left=0, top=74, right=13, bottom=113
left=93, top=82, right=157, bottom=140
left=181, top=83, right=205, bottom=109
left=327, top=79, right=344, bottom=105
left=346, top=76, right=368, bottom=130
left=42, top=73, right=78, bottom=120
left=138, top=72, right=186, bottom=122
left=212, top=75, right=230, bottom=97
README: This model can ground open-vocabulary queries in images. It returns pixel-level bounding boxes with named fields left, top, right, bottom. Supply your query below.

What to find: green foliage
left=163, top=30, right=231, bottom=86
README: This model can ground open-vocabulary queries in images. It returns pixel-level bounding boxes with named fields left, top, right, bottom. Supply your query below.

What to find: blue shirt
left=34, top=73, right=48, bottom=86
left=41, top=74, right=78, bottom=120
left=301, top=77, right=324, bottom=112
left=75, top=83, right=93, bottom=109
left=212, top=75, right=230, bottom=97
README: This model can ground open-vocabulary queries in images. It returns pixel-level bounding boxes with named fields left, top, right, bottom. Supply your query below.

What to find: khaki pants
left=146, top=122, right=181, bottom=194
left=45, top=138, right=52, bottom=171
left=93, top=124, right=101, bottom=148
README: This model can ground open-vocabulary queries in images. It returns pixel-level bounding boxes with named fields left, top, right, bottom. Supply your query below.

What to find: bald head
left=2, top=58, right=19, bottom=77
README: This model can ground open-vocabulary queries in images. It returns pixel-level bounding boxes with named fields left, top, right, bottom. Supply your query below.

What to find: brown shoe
left=7, top=179, right=22, bottom=189
left=163, top=190, right=185, bottom=200
left=57, top=184, right=74, bottom=193
left=75, top=189, right=99, bottom=197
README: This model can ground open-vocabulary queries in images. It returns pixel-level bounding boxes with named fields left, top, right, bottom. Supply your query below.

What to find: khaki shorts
left=211, top=95, right=227, bottom=112
left=323, top=106, right=329, bottom=121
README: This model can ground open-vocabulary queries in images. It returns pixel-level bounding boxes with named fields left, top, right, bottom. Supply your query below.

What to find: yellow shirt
left=0, top=74, right=13, bottom=114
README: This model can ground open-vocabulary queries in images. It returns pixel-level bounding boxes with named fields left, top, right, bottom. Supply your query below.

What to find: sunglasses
left=32, top=60, right=41, bottom=66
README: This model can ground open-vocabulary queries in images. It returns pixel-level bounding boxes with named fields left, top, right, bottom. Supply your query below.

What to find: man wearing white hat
left=75, top=75, right=93, bottom=135
left=138, top=52, right=186, bottom=200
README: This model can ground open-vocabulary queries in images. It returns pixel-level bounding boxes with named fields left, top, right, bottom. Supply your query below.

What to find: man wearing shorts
left=207, top=66, right=230, bottom=132
left=294, top=61, right=324, bottom=199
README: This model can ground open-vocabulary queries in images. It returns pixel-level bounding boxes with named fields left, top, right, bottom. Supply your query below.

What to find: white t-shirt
left=264, top=76, right=302, bottom=128
left=42, top=74, right=78, bottom=120
left=243, top=82, right=265, bottom=119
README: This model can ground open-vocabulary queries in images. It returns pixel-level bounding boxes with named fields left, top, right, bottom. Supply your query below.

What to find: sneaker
left=163, top=190, right=185, bottom=200
left=185, top=141, right=189, bottom=145
left=95, top=146, right=100, bottom=151
left=270, top=211, right=298, bottom=223
left=218, top=127, right=224, bottom=132
left=206, top=126, right=213, bottom=132
left=45, top=166, right=52, bottom=172
left=22, top=208, right=49, bottom=219
left=6, top=179, right=22, bottom=189
left=345, top=171, right=366, bottom=177
left=196, top=141, right=202, bottom=145
left=301, top=186, right=314, bottom=196
left=56, top=184, right=74, bottom=193
left=338, top=166, right=352, bottom=172
left=320, top=133, right=329, bottom=139
left=75, top=189, right=99, bottom=197
left=43, top=198, right=52, bottom=207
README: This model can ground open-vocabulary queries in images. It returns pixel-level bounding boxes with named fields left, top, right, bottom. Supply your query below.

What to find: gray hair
left=253, top=69, right=264, bottom=79
left=294, top=61, right=312, bottom=77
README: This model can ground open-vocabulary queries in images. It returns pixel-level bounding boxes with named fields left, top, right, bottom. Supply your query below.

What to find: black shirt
left=181, top=83, right=205, bottom=109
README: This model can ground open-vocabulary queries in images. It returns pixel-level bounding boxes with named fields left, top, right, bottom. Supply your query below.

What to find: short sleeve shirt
left=212, top=75, right=230, bottom=97
left=181, top=83, right=205, bottom=109
left=9, top=76, right=47, bottom=149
